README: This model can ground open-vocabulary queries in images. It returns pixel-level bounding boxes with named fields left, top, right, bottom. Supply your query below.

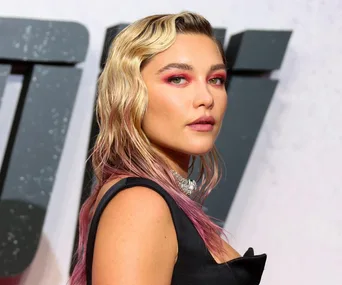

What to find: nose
left=193, top=83, right=214, bottom=109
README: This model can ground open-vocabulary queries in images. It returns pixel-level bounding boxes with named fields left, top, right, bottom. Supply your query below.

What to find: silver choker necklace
left=171, top=169, right=197, bottom=196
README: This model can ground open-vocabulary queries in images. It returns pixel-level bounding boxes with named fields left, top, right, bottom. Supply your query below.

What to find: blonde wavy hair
left=70, top=11, right=228, bottom=285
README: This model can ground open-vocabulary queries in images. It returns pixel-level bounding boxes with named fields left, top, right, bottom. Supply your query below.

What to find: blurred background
left=0, top=1, right=341, bottom=284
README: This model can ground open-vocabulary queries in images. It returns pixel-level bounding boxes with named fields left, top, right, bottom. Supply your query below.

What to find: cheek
left=151, top=84, right=191, bottom=115
left=222, top=95, right=228, bottom=114
left=215, top=92, right=228, bottom=120
left=142, top=86, right=187, bottom=135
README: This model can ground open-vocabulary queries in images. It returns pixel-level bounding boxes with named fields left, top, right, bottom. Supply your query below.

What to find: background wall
left=1, top=1, right=342, bottom=284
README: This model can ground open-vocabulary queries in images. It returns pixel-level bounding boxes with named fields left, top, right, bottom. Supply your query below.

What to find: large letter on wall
left=0, top=65, right=11, bottom=107
left=204, top=30, right=292, bottom=224
left=0, top=17, right=89, bottom=284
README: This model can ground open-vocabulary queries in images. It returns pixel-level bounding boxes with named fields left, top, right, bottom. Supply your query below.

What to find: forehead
left=146, top=34, right=223, bottom=69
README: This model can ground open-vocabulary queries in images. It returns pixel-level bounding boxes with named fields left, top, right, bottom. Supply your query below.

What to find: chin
left=186, top=144, right=214, bottom=156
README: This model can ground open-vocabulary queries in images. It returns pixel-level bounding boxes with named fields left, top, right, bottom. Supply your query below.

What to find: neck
left=151, top=144, right=190, bottom=178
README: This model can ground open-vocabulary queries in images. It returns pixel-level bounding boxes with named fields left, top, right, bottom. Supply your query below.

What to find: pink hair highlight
left=69, top=11, right=229, bottom=285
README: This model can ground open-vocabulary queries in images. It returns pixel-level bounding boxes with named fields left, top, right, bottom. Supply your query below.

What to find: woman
left=70, top=11, right=267, bottom=285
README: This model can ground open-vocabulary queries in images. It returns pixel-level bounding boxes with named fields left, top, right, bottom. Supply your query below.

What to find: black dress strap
left=84, top=176, right=267, bottom=285
left=85, top=177, right=185, bottom=285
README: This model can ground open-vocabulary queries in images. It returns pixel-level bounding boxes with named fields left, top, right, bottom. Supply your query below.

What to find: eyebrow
left=156, top=63, right=227, bottom=74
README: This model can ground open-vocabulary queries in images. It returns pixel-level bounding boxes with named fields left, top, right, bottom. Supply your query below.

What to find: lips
left=187, top=116, right=215, bottom=132
left=188, top=124, right=214, bottom=131
left=188, top=116, right=216, bottom=126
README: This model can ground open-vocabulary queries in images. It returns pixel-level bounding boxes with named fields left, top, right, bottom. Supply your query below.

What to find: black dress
left=86, top=177, right=267, bottom=285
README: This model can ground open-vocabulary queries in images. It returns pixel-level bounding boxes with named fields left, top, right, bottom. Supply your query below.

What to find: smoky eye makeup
left=159, top=70, right=227, bottom=86
left=207, top=72, right=227, bottom=84
left=162, top=73, right=192, bottom=85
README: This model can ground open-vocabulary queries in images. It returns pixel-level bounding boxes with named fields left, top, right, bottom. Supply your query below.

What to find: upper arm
left=92, top=186, right=178, bottom=285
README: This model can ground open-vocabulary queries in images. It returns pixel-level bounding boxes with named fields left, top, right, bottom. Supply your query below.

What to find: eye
left=208, top=77, right=225, bottom=85
left=168, top=76, right=187, bottom=85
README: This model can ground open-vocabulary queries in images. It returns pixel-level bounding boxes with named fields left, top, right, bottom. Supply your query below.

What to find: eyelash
left=167, top=75, right=226, bottom=86
left=208, top=77, right=226, bottom=85
left=167, top=76, right=188, bottom=85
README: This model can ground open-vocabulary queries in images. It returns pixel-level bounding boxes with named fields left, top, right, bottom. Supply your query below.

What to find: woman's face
left=141, top=33, right=227, bottom=157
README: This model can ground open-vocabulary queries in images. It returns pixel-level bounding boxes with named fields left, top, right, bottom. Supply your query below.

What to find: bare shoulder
left=94, top=178, right=174, bottom=224
left=92, top=178, right=178, bottom=285
left=97, top=181, right=175, bottom=229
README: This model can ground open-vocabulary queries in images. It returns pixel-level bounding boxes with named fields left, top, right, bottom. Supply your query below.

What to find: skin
left=141, top=33, right=228, bottom=177
left=92, top=34, right=239, bottom=285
